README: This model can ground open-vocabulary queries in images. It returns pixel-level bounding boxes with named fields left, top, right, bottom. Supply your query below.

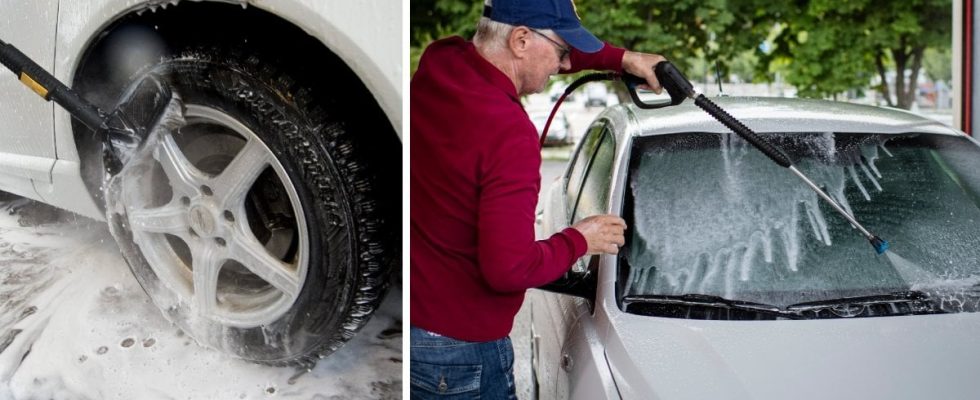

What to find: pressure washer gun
left=0, top=38, right=173, bottom=175
left=543, top=61, right=888, bottom=254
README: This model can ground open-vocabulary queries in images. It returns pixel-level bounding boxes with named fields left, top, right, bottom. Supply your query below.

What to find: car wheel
left=104, top=47, right=394, bottom=366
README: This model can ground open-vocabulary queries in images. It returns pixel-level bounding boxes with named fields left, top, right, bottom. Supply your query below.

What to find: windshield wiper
left=785, top=290, right=946, bottom=317
left=622, top=293, right=806, bottom=320
left=623, top=291, right=951, bottom=320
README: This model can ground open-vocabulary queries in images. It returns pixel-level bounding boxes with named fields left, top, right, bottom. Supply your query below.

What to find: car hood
left=603, top=311, right=980, bottom=400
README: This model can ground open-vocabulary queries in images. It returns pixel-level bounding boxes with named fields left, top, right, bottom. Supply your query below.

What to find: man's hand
left=622, top=51, right=667, bottom=94
left=572, top=215, right=627, bottom=255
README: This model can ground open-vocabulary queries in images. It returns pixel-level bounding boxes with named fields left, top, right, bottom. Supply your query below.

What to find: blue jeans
left=410, top=326, right=518, bottom=399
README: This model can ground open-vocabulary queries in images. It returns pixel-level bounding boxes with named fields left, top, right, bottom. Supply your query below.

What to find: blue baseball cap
left=483, top=0, right=603, bottom=53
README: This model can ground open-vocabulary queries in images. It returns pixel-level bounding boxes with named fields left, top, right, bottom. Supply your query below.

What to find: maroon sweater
left=411, top=36, right=626, bottom=341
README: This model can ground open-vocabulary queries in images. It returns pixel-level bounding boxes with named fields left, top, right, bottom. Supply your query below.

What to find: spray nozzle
left=870, top=236, right=890, bottom=255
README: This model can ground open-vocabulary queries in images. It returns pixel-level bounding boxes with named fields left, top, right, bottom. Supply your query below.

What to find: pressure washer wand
left=624, top=62, right=889, bottom=255
left=0, top=38, right=168, bottom=175
left=0, top=38, right=105, bottom=130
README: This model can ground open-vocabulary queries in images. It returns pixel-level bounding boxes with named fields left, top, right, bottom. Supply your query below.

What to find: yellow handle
left=19, top=72, right=49, bottom=99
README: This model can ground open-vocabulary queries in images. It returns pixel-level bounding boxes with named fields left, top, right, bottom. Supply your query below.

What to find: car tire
left=104, top=46, right=394, bottom=366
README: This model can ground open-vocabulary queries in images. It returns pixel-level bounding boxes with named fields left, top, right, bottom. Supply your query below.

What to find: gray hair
left=473, top=17, right=514, bottom=54
left=473, top=17, right=557, bottom=55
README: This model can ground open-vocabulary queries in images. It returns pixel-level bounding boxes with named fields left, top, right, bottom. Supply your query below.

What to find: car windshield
left=622, top=132, right=980, bottom=316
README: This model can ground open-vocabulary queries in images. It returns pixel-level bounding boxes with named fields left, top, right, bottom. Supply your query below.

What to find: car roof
left=601, top=96, right=962, bottom=139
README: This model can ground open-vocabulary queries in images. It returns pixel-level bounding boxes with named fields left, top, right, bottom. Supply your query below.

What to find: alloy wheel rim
left=120, top=104, right=310, bottom=328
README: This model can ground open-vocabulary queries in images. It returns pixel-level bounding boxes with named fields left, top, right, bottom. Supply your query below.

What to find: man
left=411, top=0, right=666, bottom=397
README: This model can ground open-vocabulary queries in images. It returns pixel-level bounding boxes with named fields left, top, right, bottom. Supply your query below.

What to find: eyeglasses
left=529, top=28, right=570, bottom=62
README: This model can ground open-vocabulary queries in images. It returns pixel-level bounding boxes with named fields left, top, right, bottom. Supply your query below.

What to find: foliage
left=734, top=0, right=951, bottom=108
left=410, top=0, right=482, bottom=47
left=409, top=0, right=953, bottom=109
left=729, top=50, right=761, bottom=83
left=410, top=0, right=741, bottom=77
left=924, top=47, right=952, bottom=84
left=410, top=0, right=483, bottom=75
left=573, top=0, right=737, bottom=73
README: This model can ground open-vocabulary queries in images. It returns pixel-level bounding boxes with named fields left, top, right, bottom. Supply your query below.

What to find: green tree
left=410, top=0, right=951, bottom=110
left=729, top=50, right=760, bottom=83
left=733, top=0, right=951, bottom=109
left=410, top=0, right=481, bottom=46
left=553, top=0, right=739, bottom=100
left=410, top=0, right=482, bottom=75
left=924, top=47, right=952, bottom=84
left=410, top=0, right=740, bottom=80
left=574, top=0, right=736, bottom=73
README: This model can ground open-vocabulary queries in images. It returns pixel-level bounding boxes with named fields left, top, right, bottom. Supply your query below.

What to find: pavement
left=0, top=199, right=402, bottom=399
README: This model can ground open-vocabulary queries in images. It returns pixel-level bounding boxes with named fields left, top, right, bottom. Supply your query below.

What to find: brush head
left=870, top=236, right=889, bottom=254
left=102, top=73, right=177, bottom=174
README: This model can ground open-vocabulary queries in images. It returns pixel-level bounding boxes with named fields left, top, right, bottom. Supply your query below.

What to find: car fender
left=54, top=0, right=400, bottom=161
left=0, top=0, right=59, bottom=202
left=563, top=297, right=621, bottom=400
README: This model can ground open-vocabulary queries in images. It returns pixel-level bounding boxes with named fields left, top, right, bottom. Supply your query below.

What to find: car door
left=534, top=120, right=616, bottom=399
left=0, top=0, right=59, bottom=198
left=559, top=122, right=617, bottom=400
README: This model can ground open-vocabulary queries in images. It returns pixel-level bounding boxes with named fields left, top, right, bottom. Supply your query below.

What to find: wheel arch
left=63, top=0, right=400, bottom=212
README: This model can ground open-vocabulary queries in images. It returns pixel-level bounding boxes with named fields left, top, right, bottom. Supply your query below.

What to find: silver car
left=532, top=110, right=572, bottom=147
left=532, top=97, right=980, bottom=399
left=0, top=0, right=400, bottom=366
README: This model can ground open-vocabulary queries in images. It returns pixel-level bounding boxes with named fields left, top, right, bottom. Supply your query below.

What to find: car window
left=565, top=121, right=607, bottom=217
left=571, top=129, right=615, bottom=223
left=623, top=132, right=980, bottom=313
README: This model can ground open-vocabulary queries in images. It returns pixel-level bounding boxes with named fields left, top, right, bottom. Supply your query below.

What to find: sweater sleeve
left=476, top=121, right=589, bottom=293
left=565, top=42, right=626, bottom=74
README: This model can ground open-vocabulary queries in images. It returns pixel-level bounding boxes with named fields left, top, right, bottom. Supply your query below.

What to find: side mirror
left=536, top=255, right=598, bottom=300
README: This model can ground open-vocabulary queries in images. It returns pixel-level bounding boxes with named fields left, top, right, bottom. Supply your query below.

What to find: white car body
left=0, top=0, right=401, bottom=220
left=533, top=97, right=980, bottom=400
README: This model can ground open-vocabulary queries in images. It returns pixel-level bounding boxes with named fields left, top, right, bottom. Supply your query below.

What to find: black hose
left=566, top=72, right=618, bottom=95
left=694, top=94, right=793, bottom=168
left=540, top=72, right=616, bottom=146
